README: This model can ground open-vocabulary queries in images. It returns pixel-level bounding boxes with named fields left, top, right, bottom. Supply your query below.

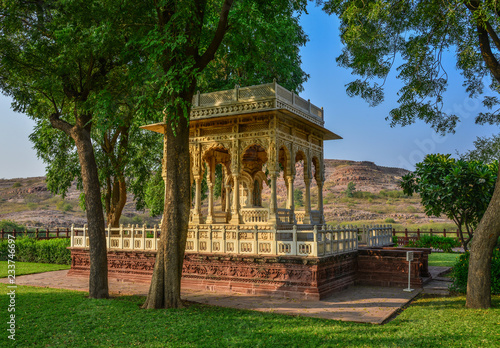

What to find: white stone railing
left=70, top=223, right=392, bottom=257
left=190, top=81, right=324, bottom=126
left=360, top=225, right=393, bottom=247
left=294, top=210, right=321, bottom=224
left=240, top=208, right=269, bottom=224
left=277, top=208, right=294, bottom=224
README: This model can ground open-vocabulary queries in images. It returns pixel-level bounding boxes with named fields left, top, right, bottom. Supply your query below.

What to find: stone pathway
left=422, top=266, right=453, bottom=296
left=0, top=270, right=426, bottom=324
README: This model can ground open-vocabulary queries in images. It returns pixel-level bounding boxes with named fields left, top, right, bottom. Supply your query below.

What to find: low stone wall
left=356, top=247, right=431, bottom=288
left=68, top=248, right=358, bottom=300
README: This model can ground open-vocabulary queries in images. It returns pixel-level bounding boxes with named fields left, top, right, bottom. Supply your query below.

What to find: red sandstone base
left=68, top=248, right=357, bottom=300
left=68, top=246, right=430, bottom=300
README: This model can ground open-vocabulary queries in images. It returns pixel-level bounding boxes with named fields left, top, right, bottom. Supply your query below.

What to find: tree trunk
left=106, top=178, right=127, bottom=228
left=142, top=100, right=191, bottom=309
left=466, top=165, right=500, bottom=308
left=72, top=127, right=109, bottom=299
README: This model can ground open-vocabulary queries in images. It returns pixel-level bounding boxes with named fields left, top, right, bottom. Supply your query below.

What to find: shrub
left=407, top=235, right=460, bottom=252
left=56, top=200, right=73, bottom=212
left=12, top=182, right=21, bottom=188
left=385, top=218, right=396, bottom=223
left=0, top=220, right=25, bottom=231
left=0, top=237, right=71, bottom=264
left=450, top=250, right=500, bottom=294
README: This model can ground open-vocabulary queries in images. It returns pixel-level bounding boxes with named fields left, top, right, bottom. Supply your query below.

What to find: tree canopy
left=401, top=154, right=498, bottom=250
left=323, top=0, right=500, bottom=308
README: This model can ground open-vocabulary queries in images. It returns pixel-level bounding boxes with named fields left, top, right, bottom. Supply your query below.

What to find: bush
left=385, top=218, right=396, bottom=223
left=12, top=182, right=21, bottom=188
left=407, top=235, right=460, bottom=252
left=450, top=249, right=500, bottom=294
left=0, top=237, right=71, bottom=264
left=56, top=200, right=73, bottom=212
left=0, top=220, right=25, bottom=231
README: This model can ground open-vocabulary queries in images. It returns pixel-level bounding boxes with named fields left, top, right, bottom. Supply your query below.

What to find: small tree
left=401, top=154, right=498, bottom=251
left=294, top=189, right=304, bottom=207
left=344, top=181, right=356, bottom=198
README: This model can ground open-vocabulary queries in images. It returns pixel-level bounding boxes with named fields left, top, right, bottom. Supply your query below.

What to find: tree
left=134, top=0, right=307, bottom=309
left=344, top=181, right=356, bottom=198
left=461, top=133, right=500, bottom=163
left=0, top=0, right=141, bottom=298
left=294, top=189, right=304, bottom=207
left=401, top=154, right=498, bottom=251
left=323, top=0, right=500, bottom=308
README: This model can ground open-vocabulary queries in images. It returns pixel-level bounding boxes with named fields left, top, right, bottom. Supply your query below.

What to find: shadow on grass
left=2, top=284, right=499, bottom=347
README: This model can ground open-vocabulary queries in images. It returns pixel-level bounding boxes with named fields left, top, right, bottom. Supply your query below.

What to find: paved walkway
left=0, top=269, right=441, bottom=325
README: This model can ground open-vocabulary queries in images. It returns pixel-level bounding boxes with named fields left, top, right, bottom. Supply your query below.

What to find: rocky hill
left=0, top=159, right=452, bottom=228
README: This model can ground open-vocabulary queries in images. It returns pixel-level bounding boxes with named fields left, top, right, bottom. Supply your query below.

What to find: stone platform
left=68, top=246, right=430, bottom=300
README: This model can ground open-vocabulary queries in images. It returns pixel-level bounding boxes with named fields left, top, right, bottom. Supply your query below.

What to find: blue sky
left=0, top=4, right=498, bottom=179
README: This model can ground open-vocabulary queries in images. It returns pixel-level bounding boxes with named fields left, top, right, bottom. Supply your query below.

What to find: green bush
left=450, top=250, right=500, bottom=294
left=385, top=218, right=396, bottom=223
left=0, top=237, right=71, bottom=264
left=407, top=235, right=460, bottom=252
left=12, top=182, right=21, bottom=188
left=0, top=220, right=25, bottom=231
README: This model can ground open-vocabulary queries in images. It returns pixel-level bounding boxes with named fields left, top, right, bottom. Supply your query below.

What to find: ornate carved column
left=230, top=175, right=240, bottom=224
left=191, top=176, right=203, bottom=224
left=269, top=172, right=278, bottom=223
left=286, top=174, right=295, bottom=223
left=303, top=176, right=312, bottom=224
left=206, top=182, right=214, bottom=224
left=225, top=184, right=232, bottom=221
left=317, top=180, right=324, bottom=224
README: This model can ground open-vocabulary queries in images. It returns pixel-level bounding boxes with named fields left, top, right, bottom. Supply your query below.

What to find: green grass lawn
left=0, top=283, right=499, bottom=347
left=0, top=261, right=70, bottom=278
left=428, top=253, right=462, bottom=267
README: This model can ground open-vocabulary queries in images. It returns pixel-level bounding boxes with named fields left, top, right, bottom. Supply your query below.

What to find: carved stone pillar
left=317, top=180, right=324, bottom=224
left=230, top=175, right=240, bottom=224
left=191, top=176, right=203, bottom=224
left=206, top=182, right=214, bottom=224
left=286, top=175, right=295, bottom=223
left=303, top=176, right=312, bottom=224
left=225, top=184, right=232, bottom=221
left=269, top=172, right=278, bottom=223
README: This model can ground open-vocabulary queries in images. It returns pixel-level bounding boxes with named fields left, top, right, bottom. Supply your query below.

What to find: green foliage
left=428, top=253, right=461, bottom=267
left=294, top=189, right=304, bottom=207
left=407, top=235, right=461, bottom=253
left=56, top=200, right=73, bottom=212
left=323, top=0, right=500, bottom=132
left=451, top=250, right=500, bottom=295
left=0, top=238, right=71, bottom=264
left=344, top=181, right=356, bottom=198
left=385, top=218, right=396, bottom=223
left=0, top=220, right=25, bottom=231
left=401, top=154, right=498, bottom=249
left=12, top=182, right=21, bottom=188
left=461, top=133, right=500, bottom=164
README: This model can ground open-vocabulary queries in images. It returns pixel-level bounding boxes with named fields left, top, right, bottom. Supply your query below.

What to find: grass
left=0, top=261, right=70, bottom=278
left=0, top=283, right=499, bottom=347
left=428, top=253, right=462, bottom=267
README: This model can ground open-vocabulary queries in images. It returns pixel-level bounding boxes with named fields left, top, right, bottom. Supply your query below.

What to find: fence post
left=107, top=224, right=111, bottom=250
left=404, top=228, right=408, bottom=238
left=70, top=224, right=74, bottom=247
left=36, top=228, right=39, bottom=239
left=444, top=229, right=447, bottom=238
left=142, top=224, right=146, bottom=250
left=417, top=228, right=420, bottom=238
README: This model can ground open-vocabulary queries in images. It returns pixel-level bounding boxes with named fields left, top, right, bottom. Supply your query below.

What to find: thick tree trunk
left=72, top=127, right=109, bottom=299
left=106, top=178, right=127, bottom=227
left=142, top=101, right=191, bottom=309
left=466, top=166, right=500, bottom=308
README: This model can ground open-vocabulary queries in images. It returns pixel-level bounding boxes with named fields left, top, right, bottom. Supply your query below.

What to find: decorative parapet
left=70, top=224, right=393, bottom=258
left=190, top=81, right=325, bottom=127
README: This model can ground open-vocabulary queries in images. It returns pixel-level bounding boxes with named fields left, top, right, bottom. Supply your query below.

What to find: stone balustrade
left=190, top=81, right=325, bottom=127
left=240, top=208, right=269, bottom=224
left=70, top=224, right=393, bottom=258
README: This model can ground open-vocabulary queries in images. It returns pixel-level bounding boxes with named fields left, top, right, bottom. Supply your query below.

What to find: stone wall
left=68, top=248, right=357, bottom=300
left=356, top=247, right=431, bottom=288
